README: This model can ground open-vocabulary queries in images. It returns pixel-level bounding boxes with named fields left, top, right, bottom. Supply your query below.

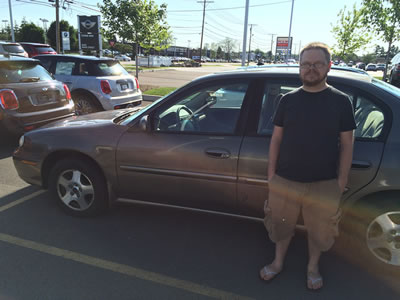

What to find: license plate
left=121, top=84, right=128, bottom=90
left=37, top=93, right=56, bottom=104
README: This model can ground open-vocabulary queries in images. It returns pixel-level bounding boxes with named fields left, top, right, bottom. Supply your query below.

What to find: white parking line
left=0, top=233, right=253, bottom=300
left=0, top=190, right=45, bottom=213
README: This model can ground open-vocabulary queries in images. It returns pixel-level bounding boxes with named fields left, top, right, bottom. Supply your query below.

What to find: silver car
left=13, top=67, right=400, bottom=275
left=35, top=55, right=142, bottom=115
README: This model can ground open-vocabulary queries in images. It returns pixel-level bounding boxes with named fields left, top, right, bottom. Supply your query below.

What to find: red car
left=19, top=42, right=57, bottom=58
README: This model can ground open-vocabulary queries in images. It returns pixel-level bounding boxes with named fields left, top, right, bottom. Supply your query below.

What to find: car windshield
left=3, top=44, right=25, bottom=53
left=372, top=78, right=400, bottom=97
left=91, top=61, right=129, bottom=76
left=0, top=61, right=53, bottom=83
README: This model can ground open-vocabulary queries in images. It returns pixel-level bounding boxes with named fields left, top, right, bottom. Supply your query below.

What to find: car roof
left=0, top=41, right=22, bottom=45
left=0, top=54, right=36, bottom=62
left=196, top=65, right=372, bottom=84
left=35, top=54, right=114, bottom=61
left=19, top=42, right=52, bottom=47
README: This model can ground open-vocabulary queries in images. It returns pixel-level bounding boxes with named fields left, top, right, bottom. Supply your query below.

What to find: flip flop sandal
left=307, top=272, right=323, bottom=290
left=260, top=265, right=281, bottom=281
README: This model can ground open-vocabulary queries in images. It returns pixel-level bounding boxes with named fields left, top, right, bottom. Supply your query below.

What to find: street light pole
left=287, top=0, right=295, bottom=61
left=40, top=18, right=49, bottom=44
left=241, top=0, right=249, bottom=67
left=8, top=0, right=15, bottom=42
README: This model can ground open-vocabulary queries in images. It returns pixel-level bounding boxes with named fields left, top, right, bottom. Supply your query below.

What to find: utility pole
left=269, top=33, right=277, bottom=62
left=56, top=0, right=61, bottom=53
left=247, top=24, right=256, bottom=66
left=197, top=0, right=213, bottom=63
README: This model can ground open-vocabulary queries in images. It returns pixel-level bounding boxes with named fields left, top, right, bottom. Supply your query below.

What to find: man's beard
left=300, top=69, right=328, bottom=87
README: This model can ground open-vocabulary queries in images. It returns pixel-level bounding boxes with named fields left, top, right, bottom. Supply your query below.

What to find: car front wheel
left=72, top=92, right=102, bottom=115
left=49, top=159, right=109, bottom=217
left=339, top=197, right=400, bottom=276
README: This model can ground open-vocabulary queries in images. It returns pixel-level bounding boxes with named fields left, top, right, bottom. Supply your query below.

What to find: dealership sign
left=78, top=15, right=102, bottom=51
left=62, top=31, right=70, bottom=51
left=276, top=36, right=293, bottom=51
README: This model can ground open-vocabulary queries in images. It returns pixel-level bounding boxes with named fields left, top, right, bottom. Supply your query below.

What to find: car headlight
left=19, top=135, right=25, bottom=147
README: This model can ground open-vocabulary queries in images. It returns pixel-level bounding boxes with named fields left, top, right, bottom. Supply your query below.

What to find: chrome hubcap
left=57, top=169, right=94, bottom=211
left=366, top=212, right=400, bottom=266
left=75, top=99, right=96, bottom=115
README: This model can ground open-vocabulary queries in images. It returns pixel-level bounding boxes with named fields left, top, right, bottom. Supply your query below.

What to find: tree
left=219, top=38, right=236, bottom=61
left=361, top=0, right=400, bottom=80
left=18, top=22, right=45, bottom=43
left=216, top=46, right=223, bottom=59
left=47, top=21, right=78, bottom=51
left=331, top=4, right=370, bottom=62
left=99, top=0, right=171, bottom=78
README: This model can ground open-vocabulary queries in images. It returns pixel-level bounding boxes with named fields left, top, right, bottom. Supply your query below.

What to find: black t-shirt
left=273, top=86, right=356, bottom=182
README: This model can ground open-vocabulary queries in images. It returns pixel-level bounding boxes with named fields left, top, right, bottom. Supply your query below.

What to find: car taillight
left=134, top=77, right=140, bottom=90
left=0, top=89, right=19, bottom=110
left=100, top=80, right=112, bottom=94
left=63, top=84, right=71, bottom=100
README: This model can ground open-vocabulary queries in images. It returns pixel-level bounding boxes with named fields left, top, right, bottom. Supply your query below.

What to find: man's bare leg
left=307, top=238, right=323, bottom=289
left=260, top=236, right=292, bottom=280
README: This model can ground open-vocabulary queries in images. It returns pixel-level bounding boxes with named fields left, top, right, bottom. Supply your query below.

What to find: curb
left=143, top=94, right=162, bottom=102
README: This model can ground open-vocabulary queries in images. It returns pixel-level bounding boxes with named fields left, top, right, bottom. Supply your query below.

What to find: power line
left=168, top=0, right=292, bottom=12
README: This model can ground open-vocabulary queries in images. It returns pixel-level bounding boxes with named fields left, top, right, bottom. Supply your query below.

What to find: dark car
left=19, top=42, right=57, bottom=58
left=389, top=52, right=400, bottom=87
left=35, top=55, right=142, bottom=115
left=356, top=62, right=366, bottom=70
left=13, top=67, right=400, bottom=274
left=0, top=55, right=75, bottom=136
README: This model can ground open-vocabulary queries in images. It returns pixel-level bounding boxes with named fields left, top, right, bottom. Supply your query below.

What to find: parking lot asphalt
left=0, top=143, right=400, bottom=300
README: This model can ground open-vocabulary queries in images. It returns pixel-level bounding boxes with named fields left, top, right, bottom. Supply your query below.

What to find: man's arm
left=338, top=130, right=354, bottom=193
left=268, top=125, right=284, bottom=180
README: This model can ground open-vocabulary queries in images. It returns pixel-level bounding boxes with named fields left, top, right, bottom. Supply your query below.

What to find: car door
left=237, top=77, right=390, bottom=218
left=115, top=78, right=256, bottom=213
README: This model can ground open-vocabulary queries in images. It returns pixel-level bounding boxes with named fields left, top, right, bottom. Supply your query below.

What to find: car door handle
left=352, top=160, right=371, bottom=169
left=205, top=148, right=230, bottom=159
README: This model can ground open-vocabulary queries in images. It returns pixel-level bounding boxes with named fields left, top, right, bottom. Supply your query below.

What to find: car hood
left=40, top=107, right=143, bottom=129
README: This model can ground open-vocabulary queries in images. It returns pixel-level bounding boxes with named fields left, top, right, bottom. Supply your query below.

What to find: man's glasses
left=300, top=62, right=327, bottom=70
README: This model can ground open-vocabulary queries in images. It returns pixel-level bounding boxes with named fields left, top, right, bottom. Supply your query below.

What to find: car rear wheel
left=49, top=159, right=108, bottom=217
left=72, top=92, right=102, bottom=115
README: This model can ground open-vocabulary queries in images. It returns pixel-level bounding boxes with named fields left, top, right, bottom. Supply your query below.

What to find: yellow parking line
left=0, top=190, right=45, bottom=213
left=0, top=233, right=254, bottom=300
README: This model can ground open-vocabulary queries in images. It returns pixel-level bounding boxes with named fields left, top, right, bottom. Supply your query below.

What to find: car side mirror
left=139, top=115, right=149, bottom=131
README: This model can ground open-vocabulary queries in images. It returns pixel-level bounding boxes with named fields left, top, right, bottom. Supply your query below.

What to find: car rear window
left=0, top=61, right=53, bottom=83
left=91, top=61, right=129, bottom=76
left=3, top=44, right=25, bottom=53
left=36, top=47, right=56, bottom=53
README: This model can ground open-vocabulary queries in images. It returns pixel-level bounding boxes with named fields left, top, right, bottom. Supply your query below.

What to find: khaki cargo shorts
left=264, top=175, right=342, bottom=252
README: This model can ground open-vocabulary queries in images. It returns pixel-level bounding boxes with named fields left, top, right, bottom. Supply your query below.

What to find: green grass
left=143, top=87, right=177, bottom=96
left=373, top=75, right=383, bottom=80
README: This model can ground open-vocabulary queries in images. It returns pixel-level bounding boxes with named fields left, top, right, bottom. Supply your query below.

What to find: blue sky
left=1, top=0, right=397, bottom=54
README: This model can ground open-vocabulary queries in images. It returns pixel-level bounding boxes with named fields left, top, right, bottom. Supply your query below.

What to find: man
left=260, top=42, right=356, bottom=290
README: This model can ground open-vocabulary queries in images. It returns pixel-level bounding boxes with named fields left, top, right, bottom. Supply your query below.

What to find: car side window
left=153, top=81, right=249, bottom=134
left=55, top=61, right=75, bottom=75
left=354, top=95, right=385, bottom=139
left=257, top=83, right=300, bottom=135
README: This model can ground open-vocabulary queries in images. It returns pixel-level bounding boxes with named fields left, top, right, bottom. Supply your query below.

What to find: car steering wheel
left=176, top=106, right=199, bottom=131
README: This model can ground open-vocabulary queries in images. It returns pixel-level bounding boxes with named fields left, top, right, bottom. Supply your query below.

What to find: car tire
left=49, top=159, right=109, bottom=217
left=72, top=92, right=102, bottom=115
left=338, top=197, right=400, bottom=276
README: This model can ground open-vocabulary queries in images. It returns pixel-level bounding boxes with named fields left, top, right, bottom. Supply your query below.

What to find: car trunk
left=99, top=75, right=138, bottom=97
left=4, top=81, right=68, bottom=113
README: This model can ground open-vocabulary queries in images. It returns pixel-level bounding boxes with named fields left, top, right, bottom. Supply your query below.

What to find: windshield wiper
left=19, top=77, right=40, bottom=82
